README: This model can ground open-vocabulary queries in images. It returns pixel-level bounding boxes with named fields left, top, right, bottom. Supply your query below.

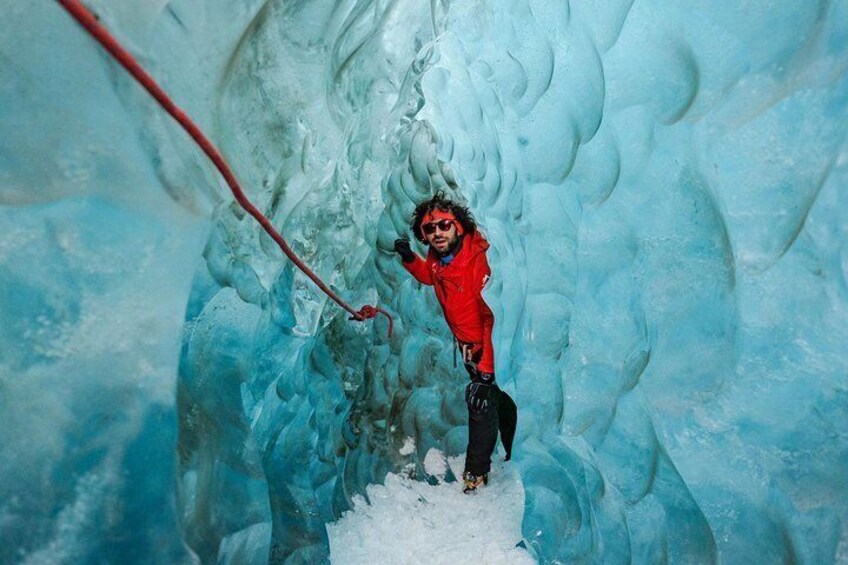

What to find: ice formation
left=1, top=0, right=847, bottom=563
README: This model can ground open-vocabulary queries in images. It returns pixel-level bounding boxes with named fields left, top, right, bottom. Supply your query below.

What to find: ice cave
left=1, top=0, right=847, bottom=563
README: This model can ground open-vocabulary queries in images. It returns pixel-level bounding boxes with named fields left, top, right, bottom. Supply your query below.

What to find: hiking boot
left=462, top=471, right=488, bottom=494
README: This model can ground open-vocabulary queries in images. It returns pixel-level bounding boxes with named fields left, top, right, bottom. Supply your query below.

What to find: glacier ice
left=2, top=0, right=847, bottom=563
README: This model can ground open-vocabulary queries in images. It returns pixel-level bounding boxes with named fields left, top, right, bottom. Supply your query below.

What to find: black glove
left=394, top=238, right=415, bottom=263
left=465, top=372, right=495, bottom=415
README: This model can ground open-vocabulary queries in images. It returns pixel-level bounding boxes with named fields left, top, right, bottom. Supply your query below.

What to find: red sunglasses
left=422, top=219, right=455, bottom=235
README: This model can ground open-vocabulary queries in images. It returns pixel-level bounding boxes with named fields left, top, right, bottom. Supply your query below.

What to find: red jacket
left=402, top=231, right=496, bottom=373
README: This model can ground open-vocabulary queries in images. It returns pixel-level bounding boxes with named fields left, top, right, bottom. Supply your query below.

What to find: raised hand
left=393, top=238, right=415, bottom=263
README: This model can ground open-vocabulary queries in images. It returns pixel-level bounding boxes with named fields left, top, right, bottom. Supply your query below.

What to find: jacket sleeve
left=402, top=254, right=434, bottom=286
left=473, top=253, right=496, bottom=374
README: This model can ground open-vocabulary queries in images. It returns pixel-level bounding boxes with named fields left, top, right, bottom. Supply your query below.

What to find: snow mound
left=327, top=455, right=534, bottom=564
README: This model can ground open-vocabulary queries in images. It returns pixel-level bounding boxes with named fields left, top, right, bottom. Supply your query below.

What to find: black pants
left=465, top=383, right=501, bottom=476
left=458, top=342, right=517, bottom=476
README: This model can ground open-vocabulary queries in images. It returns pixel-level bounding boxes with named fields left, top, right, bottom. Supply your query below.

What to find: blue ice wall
left=0, top=2, right=214, bottom=562
left=2, top=0, right=847, bottom=563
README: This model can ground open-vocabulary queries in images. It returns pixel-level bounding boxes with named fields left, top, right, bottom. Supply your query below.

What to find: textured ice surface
left=2, top=0, right=848, bottom=563
left=327, top=455, right=533, bottom=564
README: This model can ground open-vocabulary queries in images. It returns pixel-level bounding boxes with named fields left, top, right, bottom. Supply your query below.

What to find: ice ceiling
left=1, top=0, right=847, bottom=563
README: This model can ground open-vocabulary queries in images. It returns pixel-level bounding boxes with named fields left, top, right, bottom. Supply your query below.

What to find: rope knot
left=350, top=305, right=393, bottom=338
left=356, top=305, right=378, bottom=319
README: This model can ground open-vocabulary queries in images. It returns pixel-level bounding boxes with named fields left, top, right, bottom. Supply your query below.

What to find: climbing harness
left=55, top=0, right=393, bottom=338
left=454, top=338, right=481, bottom=369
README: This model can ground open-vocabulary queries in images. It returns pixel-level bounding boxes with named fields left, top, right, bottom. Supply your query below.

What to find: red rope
left=56, top=0, right=392, bottom=338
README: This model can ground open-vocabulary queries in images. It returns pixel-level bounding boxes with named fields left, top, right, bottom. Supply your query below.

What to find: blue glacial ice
left=1, top=0, right=847, bottom=563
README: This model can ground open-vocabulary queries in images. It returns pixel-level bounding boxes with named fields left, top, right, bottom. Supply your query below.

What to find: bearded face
left=420, top=211, right=462, bottom=256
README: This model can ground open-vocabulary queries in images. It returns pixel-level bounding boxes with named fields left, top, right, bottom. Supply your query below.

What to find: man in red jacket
left=394, top=191, right=516, bottom=493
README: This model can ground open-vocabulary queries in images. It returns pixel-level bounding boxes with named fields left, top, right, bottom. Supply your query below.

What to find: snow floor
left=327, top=450, right=535, bottom=564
